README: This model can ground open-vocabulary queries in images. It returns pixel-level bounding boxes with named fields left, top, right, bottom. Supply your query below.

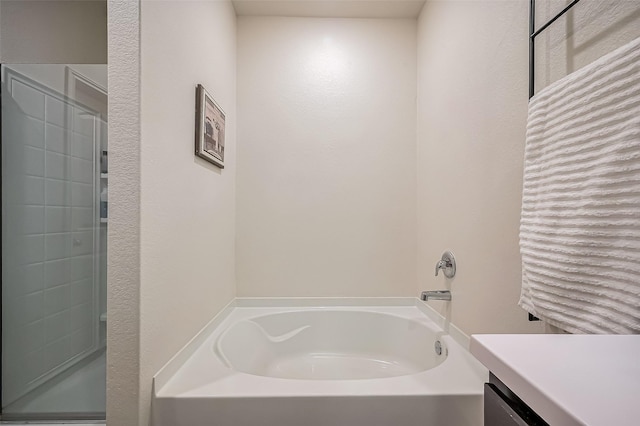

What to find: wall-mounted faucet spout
left=420, top=290, right=452, bottom=301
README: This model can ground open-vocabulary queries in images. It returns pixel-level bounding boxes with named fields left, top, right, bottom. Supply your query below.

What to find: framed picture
left=195, top=84, right=225, bottom=168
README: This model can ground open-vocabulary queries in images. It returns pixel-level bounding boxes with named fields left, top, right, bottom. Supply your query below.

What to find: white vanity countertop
left=470, top=334, right=640, bottom=426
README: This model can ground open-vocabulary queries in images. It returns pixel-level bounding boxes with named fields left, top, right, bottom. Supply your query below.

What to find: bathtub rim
left=153, top=297, right=476, bottom=394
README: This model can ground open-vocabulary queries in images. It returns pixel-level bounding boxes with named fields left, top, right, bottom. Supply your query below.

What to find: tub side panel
left=153, top=395, right=482, bottom=426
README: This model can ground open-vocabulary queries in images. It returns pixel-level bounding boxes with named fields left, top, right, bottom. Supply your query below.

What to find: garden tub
left=152, top=299, right=487, bottom=426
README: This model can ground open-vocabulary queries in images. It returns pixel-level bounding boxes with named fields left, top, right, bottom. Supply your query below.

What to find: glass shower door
left=1, top=64, right=106, bottom=420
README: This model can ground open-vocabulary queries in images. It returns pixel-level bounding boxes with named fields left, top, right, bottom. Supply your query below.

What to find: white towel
left=519, top=36, right=640, bottom=334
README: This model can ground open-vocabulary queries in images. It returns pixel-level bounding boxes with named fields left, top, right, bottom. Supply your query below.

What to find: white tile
left=24, top=146, right=45, bottom=177
left=69, top=303, right=92, bottom=332
left=70, top=157, right=94, bottom=184
left=23, top=116, right=46, bottom=149
left=4, top=267, right=23, bottom=300
left=44, top=311, right=70, bottom=344
left=3, top=239, right=21, bottom=265
left=4, top=267, right=34, bottom=301
left=73, top=109, right=96, bottom=137
left=23, top=235, right=45, bottom=265
left=3, top=300, right=20, bottom=329
left=70, top=279, right=93, bottom=306
left=44, top=285, right=70, bottom=317
left=44, top=259, right=71, bottom=288
left=45, top=96, right=72, bottom=127
left=45, top=151, right=68, bottom=180
left=2, top=277, right=22, bottom=303
left=71, top=207, right=95, bottom=230
left=72, top=133, right=95, bottom=160
left=24, top=291, right=45, bottom=325
left=71, top=182, right=94, bottom=208
left=45, top=123, right=70, bottom=155
left=45, top=233, right=71, bottom=261
left=3, top=138, right=18, bottom=164
left=3, top=141, right=24, bottom=174
left=23, top=262, right=46, bottom=294
left=72, top=230, right=94, bottom=256
left=24, top=176, right=45, bottom=205
left=71, top=255, right=94, bottom=281
left=21, top=320, right=45, bottom=354
left=11, top=80, right=45, bottom=120
left=6, top=205, right=45, bottom=235
left=45, top=206, right=71, bottom=233
left=23, top=205, right=45, bottom=235
left=45, top=178, right=70, bottom=207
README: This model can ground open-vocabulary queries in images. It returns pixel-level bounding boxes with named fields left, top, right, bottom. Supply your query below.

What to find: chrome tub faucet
left=421, top=251, right=456, bottom=301
left=420, top=290, right=452, bottom=301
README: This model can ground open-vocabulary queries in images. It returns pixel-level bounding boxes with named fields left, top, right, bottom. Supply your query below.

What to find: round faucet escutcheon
left=435, top=251, right=456, bottom=278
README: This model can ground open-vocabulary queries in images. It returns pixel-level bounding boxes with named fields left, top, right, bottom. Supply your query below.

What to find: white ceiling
left=232, top=0, right=427, bottom=19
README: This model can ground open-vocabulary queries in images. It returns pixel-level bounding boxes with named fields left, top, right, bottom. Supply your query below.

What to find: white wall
left=105, top=0, right=640, bottom=423
left=107, top=0, right=141, bottom=424
left=236, top=17, right=417, bottom=297
left=139, top=1, right=237, bottom=425
left=416, top=0, right=543, bottom=335
left=0, top=0, right=106, bottom=64
left=416, top=0, right=640, bottom=336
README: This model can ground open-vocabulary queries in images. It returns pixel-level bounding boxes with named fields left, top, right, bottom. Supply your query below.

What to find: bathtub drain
left=434, top=340, right=443, bottom=356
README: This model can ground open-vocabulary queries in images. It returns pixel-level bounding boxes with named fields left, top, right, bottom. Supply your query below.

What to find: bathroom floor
left=3, top=351, right=105, bottom=419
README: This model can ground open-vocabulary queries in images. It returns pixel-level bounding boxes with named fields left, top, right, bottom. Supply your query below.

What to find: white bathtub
left=152, top=299, right=488, bottom=426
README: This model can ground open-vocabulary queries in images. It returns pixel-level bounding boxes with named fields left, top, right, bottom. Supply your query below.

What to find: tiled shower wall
left=2, top=70, right=100, bottom=406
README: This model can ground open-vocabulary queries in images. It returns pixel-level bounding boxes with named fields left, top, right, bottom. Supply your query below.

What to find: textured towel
left=519, top=36, right=640, bottom=334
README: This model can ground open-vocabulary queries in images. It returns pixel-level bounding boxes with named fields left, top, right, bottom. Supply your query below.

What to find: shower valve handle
left=434, top=251, right=456, bottom=278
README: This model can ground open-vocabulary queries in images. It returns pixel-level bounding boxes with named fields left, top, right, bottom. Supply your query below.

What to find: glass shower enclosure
left=0, top=64, right=106, bottom=420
